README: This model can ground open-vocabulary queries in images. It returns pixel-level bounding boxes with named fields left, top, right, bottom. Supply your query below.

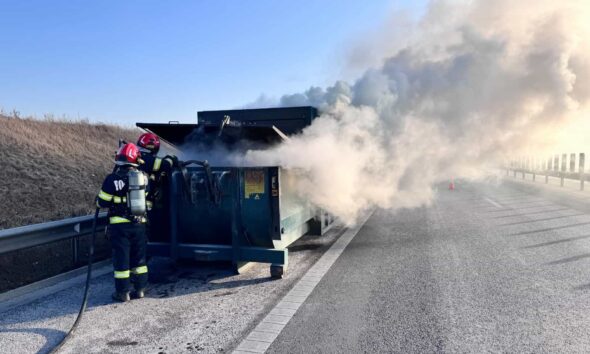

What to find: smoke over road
left=227, top=0, right=590, bottom=224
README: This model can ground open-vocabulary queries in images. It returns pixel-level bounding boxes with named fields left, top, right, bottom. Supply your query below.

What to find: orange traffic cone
left=449, top=178, right=455, bottom=191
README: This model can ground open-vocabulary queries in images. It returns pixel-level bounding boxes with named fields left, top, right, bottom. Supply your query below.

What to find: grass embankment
left=0, top=115, right=139, bottom=229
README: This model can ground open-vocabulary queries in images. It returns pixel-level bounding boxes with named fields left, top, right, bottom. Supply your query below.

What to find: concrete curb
left=0, top=259, right=112, bottom=314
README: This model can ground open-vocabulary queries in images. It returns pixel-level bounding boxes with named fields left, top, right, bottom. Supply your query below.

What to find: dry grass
left=0, top=114, right=139, bottom=229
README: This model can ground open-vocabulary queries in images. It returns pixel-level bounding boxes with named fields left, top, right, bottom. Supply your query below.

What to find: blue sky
left=0, top=1, right=426, bottom=125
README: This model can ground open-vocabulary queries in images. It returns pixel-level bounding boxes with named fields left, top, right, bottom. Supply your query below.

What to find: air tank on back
left=127, top=170, right=147, bottom=216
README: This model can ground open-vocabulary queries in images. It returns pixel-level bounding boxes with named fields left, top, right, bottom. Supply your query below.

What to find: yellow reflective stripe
left=114, top=270, right=130, bottom=279
left=98, top=190, right=113, bottom=201
left=164, top=157, right=174, bottom=165
left=112, top=196, right=127, bottom=203
left=146, top=201, right=153, bottom=209
left=109, top=216, right=131, bottom=224
left=109, top=216, right=147, bottom=224
left=153, top=158, right=162, bottom=172
left=131, top=266, right=148, bottom=275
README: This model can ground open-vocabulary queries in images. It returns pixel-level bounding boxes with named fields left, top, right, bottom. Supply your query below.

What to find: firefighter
left=136, top=133, right=177, bottom=242
left=136, top=132, right=176, bottom=183
left=96, top=143, right=151, bottom=302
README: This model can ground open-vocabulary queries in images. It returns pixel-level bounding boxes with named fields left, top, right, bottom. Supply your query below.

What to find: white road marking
left=484, top=197, right=503, bottom=209
left=232, top=211, right=375, bottom=354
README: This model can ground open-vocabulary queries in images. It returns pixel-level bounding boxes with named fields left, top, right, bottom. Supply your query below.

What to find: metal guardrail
left=0, top=213, right=108, bottom=255
left=506, top=152, right=587, bottom=190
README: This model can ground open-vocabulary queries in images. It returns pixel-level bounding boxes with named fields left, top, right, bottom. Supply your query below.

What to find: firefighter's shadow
left=0, top=327, right=66, bottom=354
left=145, top=258, right=277, bottom=299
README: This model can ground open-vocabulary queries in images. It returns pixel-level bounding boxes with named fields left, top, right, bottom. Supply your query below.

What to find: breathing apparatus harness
left=112, top=166, right=148, bottom=220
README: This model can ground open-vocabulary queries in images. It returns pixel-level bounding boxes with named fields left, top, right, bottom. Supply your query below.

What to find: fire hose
left=47, top=159, right=214, bottom=352
left=48, top=206, right=100, bottom=353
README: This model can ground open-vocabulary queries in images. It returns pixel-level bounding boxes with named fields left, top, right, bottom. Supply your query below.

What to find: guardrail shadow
left=492, top=197, right=543, bottom=203
left=502, top=200, right=554, bottom=207
left=487, top=204, right=556, bottom=214
left=502, top=214, right=587, bottom=226
left=492, top=208, right=570, bottom=219
left=544, top=253, right=590, bottom=266
left=510, top=221, right=590, bottom=236
left=523, top=234, right=590, bottom=249
left=573, top=283, right=590, bottom=291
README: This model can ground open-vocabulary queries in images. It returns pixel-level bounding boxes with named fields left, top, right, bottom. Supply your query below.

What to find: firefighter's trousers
left=109, top=223, right=148, bottom=293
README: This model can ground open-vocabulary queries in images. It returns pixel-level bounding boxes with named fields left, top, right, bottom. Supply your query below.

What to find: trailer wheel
left=270, top=265, right=284, bottom=279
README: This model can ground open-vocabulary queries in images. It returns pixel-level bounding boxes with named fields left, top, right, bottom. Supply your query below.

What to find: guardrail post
left=513, top=159, right=517, bottom=178
left=522, top=157, right=526, bottom=179
left=546, top=157, right=550, bottom=183
left=554, top=154, right=559, bottom=185
left=561, top=153, right=567, bottom=187
left=532, top=157, right=536, bottom=182
left=72, top=222, right=81, bottom=266
left=580, top=153, right=585, bottom=191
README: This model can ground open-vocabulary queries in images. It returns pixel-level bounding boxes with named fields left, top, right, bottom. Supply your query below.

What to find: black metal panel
left=197, top=106, right=318, bottom=135
left=135, top=123, right=198, bottom=146
left=137, top=107, right=319, bottom=148
left=183, top=124, right=284, bottom=149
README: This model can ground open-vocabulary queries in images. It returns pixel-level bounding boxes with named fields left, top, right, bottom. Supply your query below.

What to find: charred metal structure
left=136, top=106, right=333, bottom=277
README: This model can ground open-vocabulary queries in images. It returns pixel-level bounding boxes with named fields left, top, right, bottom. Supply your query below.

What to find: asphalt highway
left=0, top=226, right=345, bottom=354
left=4, top=177, right=590, bottom=353
left=267, top=179, right=590, bottom=353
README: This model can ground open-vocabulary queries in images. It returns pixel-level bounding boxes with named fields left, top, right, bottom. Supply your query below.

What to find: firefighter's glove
left=166, top=155, right=180, bottom=168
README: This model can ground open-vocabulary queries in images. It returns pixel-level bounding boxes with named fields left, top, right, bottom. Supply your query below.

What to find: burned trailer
left=136, top=106, right=334, bottom=278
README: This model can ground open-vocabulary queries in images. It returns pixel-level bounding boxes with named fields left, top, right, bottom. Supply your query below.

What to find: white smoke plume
left=229, top=0, right=590, bottom=224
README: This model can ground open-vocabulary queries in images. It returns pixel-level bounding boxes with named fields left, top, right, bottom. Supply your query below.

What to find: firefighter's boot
left=112, top=291, right=131, bottom=302
left=131, top=289, right=146, bottom=299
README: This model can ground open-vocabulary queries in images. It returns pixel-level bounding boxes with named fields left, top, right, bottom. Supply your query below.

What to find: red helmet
left=116, top=143, right=142, bottom=166
left=137, top=132, right=160, bottom=154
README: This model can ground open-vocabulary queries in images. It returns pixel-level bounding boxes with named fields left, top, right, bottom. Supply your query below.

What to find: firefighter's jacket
left=139, top=153, right=176, bottom=203
left=140, top=154, right=175, bottom=183
left=97, top=167, right=151, bottom=224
